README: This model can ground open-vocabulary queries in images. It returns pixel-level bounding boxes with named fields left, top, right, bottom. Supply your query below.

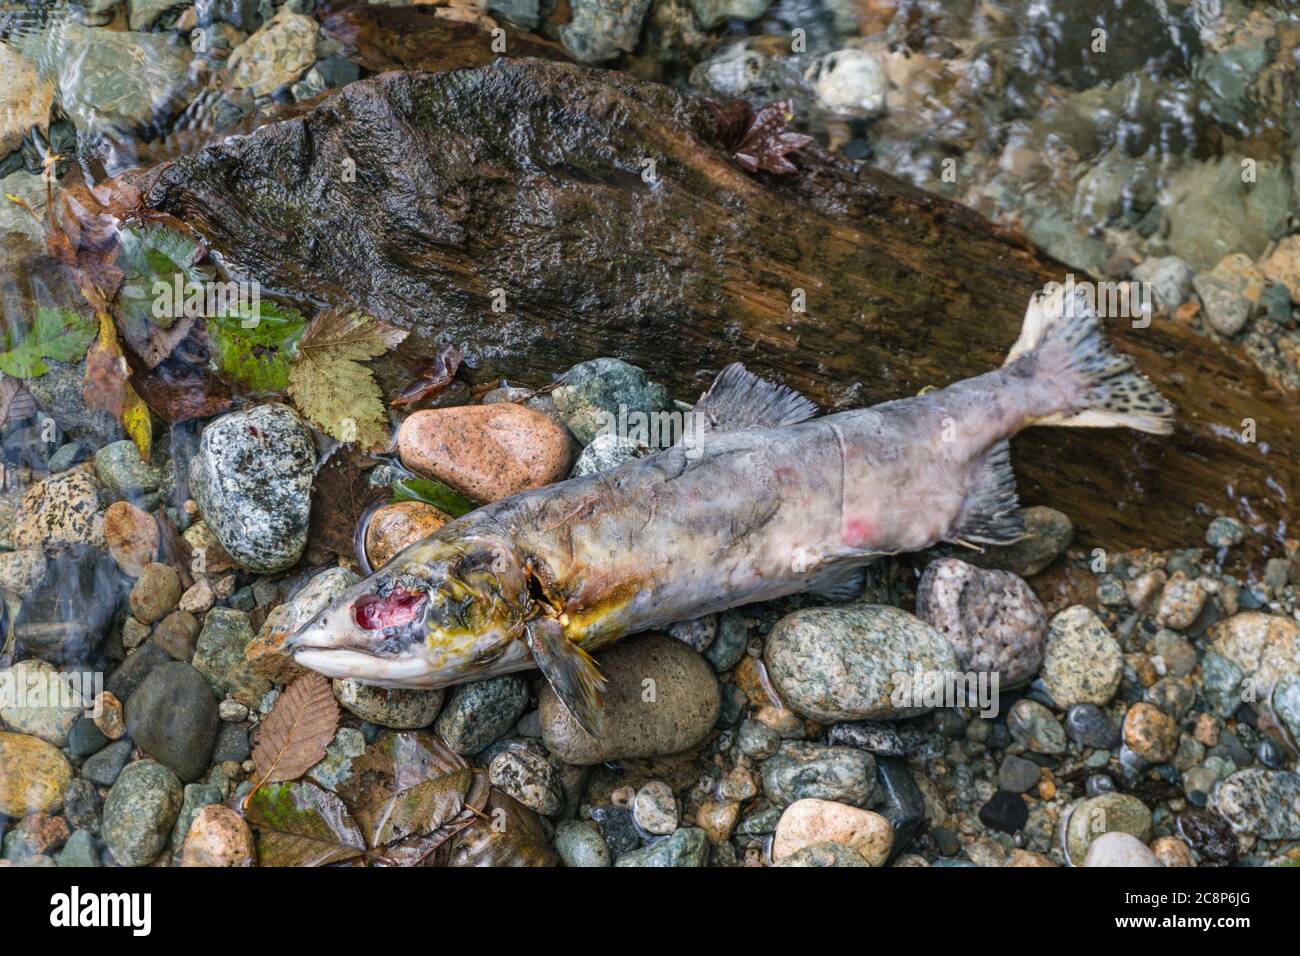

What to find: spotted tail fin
left=1006, top=284, right=1174, bottom=435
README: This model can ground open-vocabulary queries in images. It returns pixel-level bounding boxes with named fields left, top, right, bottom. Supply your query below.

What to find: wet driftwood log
left=146, top=58, right=1294, bottom=552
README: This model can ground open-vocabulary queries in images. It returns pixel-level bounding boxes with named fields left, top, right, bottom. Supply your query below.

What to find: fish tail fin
left=1006, top=284, right=1174, bottom=435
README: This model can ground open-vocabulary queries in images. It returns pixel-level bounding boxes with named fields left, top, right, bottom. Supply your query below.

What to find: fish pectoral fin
left=526, top=617, right=608, bottom=739
left=951, top=439, right=1024, bottom=545
left=691, top=363, right=819, bottom=434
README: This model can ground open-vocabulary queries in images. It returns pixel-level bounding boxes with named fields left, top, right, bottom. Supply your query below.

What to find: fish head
left=285, top=534, right=532, bottom=688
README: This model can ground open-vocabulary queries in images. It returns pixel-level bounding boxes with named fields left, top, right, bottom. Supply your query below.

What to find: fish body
left=287, top=287, right=1173, bottom=734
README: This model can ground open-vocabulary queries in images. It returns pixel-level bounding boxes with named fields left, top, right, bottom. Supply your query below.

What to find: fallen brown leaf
left=249, top=672, right=340, bottom=802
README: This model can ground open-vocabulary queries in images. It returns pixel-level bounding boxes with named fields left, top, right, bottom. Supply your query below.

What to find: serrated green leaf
left=391, top=476, right=478, bottom=517
left=115, top=222, right=209, bottom=333
left=207, top=301, right=308, bottom=393
left=0, top=307, right=97, bottom=378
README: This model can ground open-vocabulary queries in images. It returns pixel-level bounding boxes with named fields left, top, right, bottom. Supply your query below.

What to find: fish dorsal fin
left=693, top=363, right=819, bottom=433
left=526, top=617, right=607, bottom=738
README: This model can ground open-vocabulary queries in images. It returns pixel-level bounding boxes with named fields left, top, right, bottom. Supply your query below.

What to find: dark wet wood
left=145, top=58, right=1295, bottom=553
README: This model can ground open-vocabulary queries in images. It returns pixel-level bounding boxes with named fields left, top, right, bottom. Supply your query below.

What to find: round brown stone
left=364, top=501, right=452, bottom=568
left=397, top=402, right=573, bottom=502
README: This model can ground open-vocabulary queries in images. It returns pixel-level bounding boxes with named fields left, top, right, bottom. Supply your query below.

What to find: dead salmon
left=285, top=286, right=1173, bottom=735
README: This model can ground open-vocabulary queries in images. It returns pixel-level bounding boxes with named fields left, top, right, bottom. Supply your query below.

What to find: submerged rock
left=54, top=21, right=197, bottom=135
left=124, top=661, right=219, bottom=782
left=102, top=760, right=184, bottom=867
left=0, top=732, right=72, bottom=816
left=190, top=404, right=315, bottom=573
left=11, top=469, right=105, bottom=550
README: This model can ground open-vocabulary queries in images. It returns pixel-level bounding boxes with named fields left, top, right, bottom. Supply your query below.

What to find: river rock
left=550, top=357, right=672, bottom=446
left=83, top=740, right=134, bottom=787
left=1065, top=792, right=1153, bottom=864
left=0, top=547, right=45, bottom=597
left=1039, top=605, right=1123, bottom=707
left=227, top=9, right=318, bottom=97
left=614, top=826, right=707, bottom=867
left=11, top=469, right=105, bottom=550
left=631, top=780, right=678, bottom=835
left=1192, top=253, right=1265, bottom=336
left=397, top=403, right=572, bottom=503
left=772, top=798, right=892, bottom=865
left=1131, top=255, right=1193, bottom=312
left=332, top=679, right=442, bottom=729
left=560, top=0, right=653, bottom=64
left=1202, top=612, right=1300, bottom=744
left=0, top=732, right=72, bottom=816
left=55, top=22, right=197, bottom=135
left=764, top=605, right=960, bottom=721
left=916, top=558, right=1046, bottom=686
left=1212, top=769, right=1300, bottom=839
left=436, top=674, right=530, bottom=755
left=1260, top=234, right=1300, bottom=304
left=760, top=741, right=876, bottom=807
left=192, top=608, right=270, bottom=708
left=808, top=48, right=889, bottom=118
left=179, top=803, right=255, bottom=867
left=153, top=610, right=201, bottom=661
left=1082, top=831, right=1161, bottom=867
left=0, top=44, right=53, bottom=158
left=129, top=562, right=183, bottom=623
left=488, top=746, right=563, bottom=816
left=104, top=501, right=159, bottom=577
left=539, top=633, right=720, bottom=765
left=189, top=404, right=315, bottom=573
left=102, top=760, right=184, bottom=867
left=94, top=440, right=162, bottom=507
left=775, top=841, right=874, bottom=867
left=553, top=819, right=610, bottom=867
left=124, top=661, right=219, bottom=782
left=1007, top=699, right=1067, bottom=755
left=1162, top=155, right=1289, bottom=271
left=1155, top=572, right=1206, bottom=629
left=1122, top=702, right=1179, bottom=764
left=687, top=0, right=769, bottom=29
left=0, top=660, right=83, bottom=745
left=363, top=501, right=450, bottom=568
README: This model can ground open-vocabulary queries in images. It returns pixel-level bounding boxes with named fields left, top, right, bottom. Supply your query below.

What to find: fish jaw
left=283, top=534, right=532, bottom=689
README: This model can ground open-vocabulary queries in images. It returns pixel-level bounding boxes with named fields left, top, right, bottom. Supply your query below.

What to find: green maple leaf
left=287, top=310, right=407, bottom=449
left=0, top=307, right=97, bottom=378
left=207, top=300, right=308, bottom=393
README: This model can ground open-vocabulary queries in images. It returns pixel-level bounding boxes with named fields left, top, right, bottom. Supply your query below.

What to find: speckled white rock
left=189, top=404, right=315, bottom=573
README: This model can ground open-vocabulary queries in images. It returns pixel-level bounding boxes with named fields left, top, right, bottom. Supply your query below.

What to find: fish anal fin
left=952, top=440, right=1024, bottom=545
left=526, top=617, right=607, bottom=738
left=805, top=565, right=870, bottom=601
left=692, top=363, right=818, bottom=434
